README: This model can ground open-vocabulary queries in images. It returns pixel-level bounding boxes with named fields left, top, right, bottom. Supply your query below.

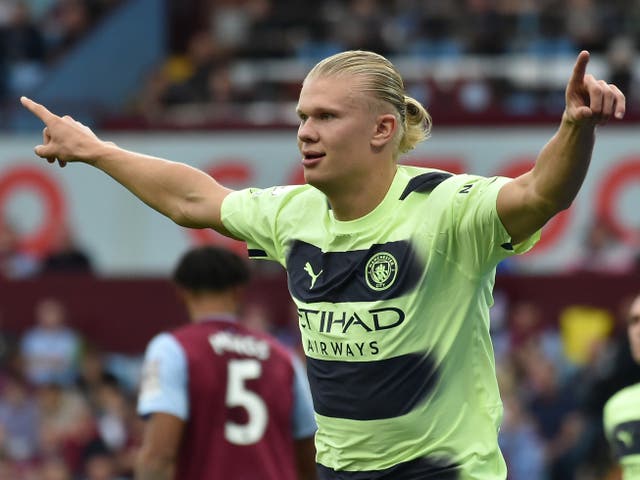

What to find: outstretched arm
left=497, top=51, right=626, bottom=245
left=20, top=97, right=233, bottom=234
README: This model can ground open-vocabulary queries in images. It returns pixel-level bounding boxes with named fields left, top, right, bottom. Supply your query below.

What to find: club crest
left=365, top=252, right=398, bottom=291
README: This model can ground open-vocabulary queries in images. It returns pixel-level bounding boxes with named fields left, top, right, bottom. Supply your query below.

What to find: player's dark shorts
left=317, top=456, right=460, bottom=480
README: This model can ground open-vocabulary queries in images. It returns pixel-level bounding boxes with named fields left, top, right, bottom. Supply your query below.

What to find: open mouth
left=302, top=151, right=326, bottom=167
left=303, top=152, right=325, bottom=160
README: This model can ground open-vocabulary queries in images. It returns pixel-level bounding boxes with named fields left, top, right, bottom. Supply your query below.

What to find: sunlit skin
left=496, top=51, right=625, bottom=245
left=628, top=295, right=640, bottom=363
left=296, top=74, right=398, bottom=221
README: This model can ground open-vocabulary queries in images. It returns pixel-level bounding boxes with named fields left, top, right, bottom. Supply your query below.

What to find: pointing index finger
left=20, top=96, right=58, bottom=124
left=569, top=50, right=590, bottom=86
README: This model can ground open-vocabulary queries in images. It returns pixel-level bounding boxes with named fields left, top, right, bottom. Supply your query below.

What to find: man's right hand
left=20, top=96, right=105, bottom=167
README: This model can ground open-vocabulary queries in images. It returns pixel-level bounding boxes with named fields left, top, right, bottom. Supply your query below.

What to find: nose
left=297, top=118, right=318, bottom=144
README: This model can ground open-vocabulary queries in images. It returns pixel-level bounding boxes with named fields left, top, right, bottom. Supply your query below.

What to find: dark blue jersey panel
left=317, top=455, right=460, bottom=480
left=399, top=172, right=453, bottom=200
left=306, top=352, right=439, bottom=421
left=287, top=240, right=422, bottom=303
left=248, top=248, right=268, bottom=258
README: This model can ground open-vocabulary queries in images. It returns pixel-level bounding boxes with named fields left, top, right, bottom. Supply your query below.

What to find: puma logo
left=304, top=262, right=323, bottom=290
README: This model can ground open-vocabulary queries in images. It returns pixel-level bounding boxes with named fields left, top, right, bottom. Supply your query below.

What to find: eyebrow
left=295, top=106, right=341, bottom=117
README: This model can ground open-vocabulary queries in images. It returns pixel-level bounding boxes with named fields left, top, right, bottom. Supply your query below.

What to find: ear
left=371, top=113, right=397, bottom=149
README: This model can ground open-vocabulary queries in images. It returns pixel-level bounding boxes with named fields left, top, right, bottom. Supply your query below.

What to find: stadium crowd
left=2, top=0, right=640, bottom=124
left=135, top=0, right=640, bottom=123
left=0, top=284, right=639, bottom=479
left=0, top=0, right=122, bottom=105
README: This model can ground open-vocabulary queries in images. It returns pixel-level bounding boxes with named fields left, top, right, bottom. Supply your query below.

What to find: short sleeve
left=442, top=175, right=540, bottom=272
left=221, top=186, right=305, bottom=264
left=137, top=333, right=189, bottom=420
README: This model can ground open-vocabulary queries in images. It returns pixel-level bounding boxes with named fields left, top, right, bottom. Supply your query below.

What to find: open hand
left=20, top=96, right=103, bottom=167
left=565, top=51, right=626, bottom=126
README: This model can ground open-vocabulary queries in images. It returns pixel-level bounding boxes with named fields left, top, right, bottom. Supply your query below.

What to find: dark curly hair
left=172, top=246, right=250, bottom=292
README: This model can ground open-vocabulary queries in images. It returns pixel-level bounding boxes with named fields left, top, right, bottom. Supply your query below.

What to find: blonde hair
left=306, top=50, right=432, bottom=157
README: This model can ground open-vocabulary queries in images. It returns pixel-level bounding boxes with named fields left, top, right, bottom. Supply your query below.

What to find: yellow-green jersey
left=604, top=383, right=640, bottom=479
left=221, top=165, right=539, bottom=479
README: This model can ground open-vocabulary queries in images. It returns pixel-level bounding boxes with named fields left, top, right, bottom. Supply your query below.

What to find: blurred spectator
left=20, top=297, right=83, bottom=387
left=0, top=1, right=46, bottom=96
left=606, top=35, right=639, bottom=103
left=570, top=219, right=637, bottom=274
left=76, top=345, right=119, bottom=407
left=37, top=383, right=96, bottom=473
left=0, top=218, right=40, bottom=279
left=519, top=10, right=576, bottom=57
left=76, top=349, right=141, bottom=474
left=523, top=356, right=586, bottom=480
left=0, top=457, right=24, bottom=480
left=40, top=222, right=93, bottom=275
left=0, top=2, right=15, bottom=23
left=294, top=17, right=344, bottom=63
left=463, top=0, right=509, bottom=55
left=80, top=445, right=125, bottom=480
left=0, top=310, right=19, bottom=371
left=407, top=4, right=463, bottom=60
left=101, top=354, right=142, bottom=395
left=42, top=0, right=92, bottom=60
left=236, top=0, right=292, bottom=58
left=335, top=0, right=387, bottom=54
left=93, top=380, right=128, bottom=453
left=209, top=0, right=252, bottom=51
left=161, top=30, right=224, bottom=105
left=0, top=371, right=40, bottom=463
left=499, top=392, right=547, bottom=480
left=497, top=361, right=547, bottom=480
left=509, top=300, right=569, bottom=378
left=566, top=0, right=604, bottom=52
left=110, top=405, right=143, bottom=478
left=39, top=456, right=73, bottom=480
left=136, top=29, right=234, bottom=119
left=457, top=77, right=492, bottom=113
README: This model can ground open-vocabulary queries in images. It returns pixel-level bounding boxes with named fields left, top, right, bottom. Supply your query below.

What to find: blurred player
left=22, top=49, right=625, bottom=479
left=135, top=246, right=317, bottom=480
left=603, top=293, right=640, bottom=479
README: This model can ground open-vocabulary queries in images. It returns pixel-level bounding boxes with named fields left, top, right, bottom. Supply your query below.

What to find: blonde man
left=22, top=50, right=624, bottom=479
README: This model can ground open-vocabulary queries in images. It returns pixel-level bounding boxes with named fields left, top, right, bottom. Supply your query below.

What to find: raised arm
left=20, top=97, right=233, bottom=234
left=497, top=51, right=626, bottom=245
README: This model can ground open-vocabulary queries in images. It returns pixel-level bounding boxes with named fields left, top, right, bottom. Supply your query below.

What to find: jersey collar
left=328, top=167, right=408, bottom=235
